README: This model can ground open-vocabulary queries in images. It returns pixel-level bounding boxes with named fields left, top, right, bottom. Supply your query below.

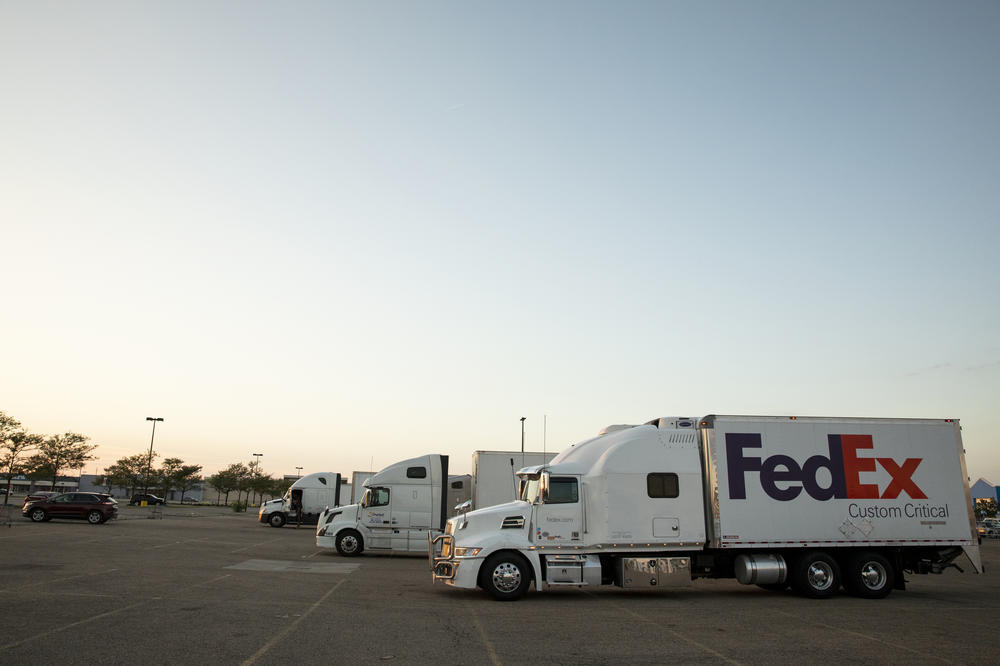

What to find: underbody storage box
left=616, top=557, right=691, bottom=588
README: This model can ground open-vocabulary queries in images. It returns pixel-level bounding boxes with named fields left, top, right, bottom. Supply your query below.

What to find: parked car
left=980, top=518, right=1000, bottom=538
left=22, top=491, right=59, bottom=508
left=22, top=492, right=118, bottom=524
left=129, top=494, right=165, bottom=506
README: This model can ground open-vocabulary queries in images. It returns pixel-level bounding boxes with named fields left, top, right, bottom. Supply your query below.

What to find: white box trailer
left=258, top=472, right=343, bottom=528
left=431, top=415, right=981, bottom=600
left=471, top=451, right=558, bottom=510
left=350, top=471, right=375, bottom=503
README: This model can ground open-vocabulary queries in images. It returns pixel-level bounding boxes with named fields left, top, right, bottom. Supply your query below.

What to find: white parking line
left=241, top=579, right=346, bottom=665
left=584, top=591, right=742, bottom=665
left=0, top=573, right=232, bottom=651
left=0, top=568, right=119, bottom=593
left=225, top=559, right=360, bottom=574
left=230, top=538, right=283, bottom=554
left=768, top=608, right=952, bottom=663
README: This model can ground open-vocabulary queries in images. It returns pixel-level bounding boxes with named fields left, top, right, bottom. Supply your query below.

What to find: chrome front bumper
left=429, top=532, right=457, bottom=581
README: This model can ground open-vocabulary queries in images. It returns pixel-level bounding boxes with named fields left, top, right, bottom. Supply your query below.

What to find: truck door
left=533, top=474, right=583, bottom=546
left=361, top=487, right=392, bottom=549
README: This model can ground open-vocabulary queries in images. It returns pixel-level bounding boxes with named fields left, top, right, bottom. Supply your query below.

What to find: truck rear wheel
left=268, top=513, right=286, bottom=528
left=843, top=552, right=894, bottom=599
left=791, top=551, right=840, bottom=599
left=335, top=529, right=364, bottom=556
left=480, top=552, right=531, bottom=601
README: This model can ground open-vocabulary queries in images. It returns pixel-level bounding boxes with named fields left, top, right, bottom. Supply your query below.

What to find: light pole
left=520, top=417, right=526, bottom=454
left=251, top=453, right=263, bottom=508
left=295, top=466, right=302, bottom=478
left=143, top=417, right=163, bottom=495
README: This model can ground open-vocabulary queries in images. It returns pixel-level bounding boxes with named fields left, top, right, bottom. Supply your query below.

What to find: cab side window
left=647, top=473, right=679, bottom=498
left=369, top=487, right=390, bottom=507
left=544, top=477, right=578, bottom=504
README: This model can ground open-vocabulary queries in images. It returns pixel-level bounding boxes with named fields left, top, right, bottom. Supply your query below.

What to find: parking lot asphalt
left=1, top=505, right=997, bottom=665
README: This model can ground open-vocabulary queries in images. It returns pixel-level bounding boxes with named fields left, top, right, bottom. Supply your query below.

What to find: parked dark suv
left=22, top=492, right=118, bottom=524
left=129, top=494, right=165, bottom=506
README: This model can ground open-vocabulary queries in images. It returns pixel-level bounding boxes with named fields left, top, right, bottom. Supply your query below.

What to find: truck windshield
left=519, top=477, right=540, bottom=503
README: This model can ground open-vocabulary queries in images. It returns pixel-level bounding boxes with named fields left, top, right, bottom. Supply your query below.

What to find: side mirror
left=455, top=499, right=473, bottom=514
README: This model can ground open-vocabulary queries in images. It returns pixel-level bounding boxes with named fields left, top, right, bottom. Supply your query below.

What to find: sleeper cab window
left=451, top=480, right=464, bottom=489
left=647, top=473, right=679, bottom=498
left=545, top=477, right=579, bottom=504
left=406, top=466, right=427, bottom=479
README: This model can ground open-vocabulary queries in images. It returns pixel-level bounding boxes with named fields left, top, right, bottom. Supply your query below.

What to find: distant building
left=4, top=474, right=78, bottom=494
left=971, top=478, right=997, bottom=514
left=78, top=474, right=205, bottom=502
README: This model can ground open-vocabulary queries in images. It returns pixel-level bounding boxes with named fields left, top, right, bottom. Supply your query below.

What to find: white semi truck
left=430, top=415, right=982, bottom=600
left=316, top=454, right=461, bottom=555
left=258, top=472, right=343, bottom=528
left=316, top=450, right=557, bottom=556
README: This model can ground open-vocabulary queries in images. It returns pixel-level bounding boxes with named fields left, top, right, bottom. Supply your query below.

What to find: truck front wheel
left=336, top=529, right=364, bottom=556
left=791, top=551, right=840, bottom=599
left=268, top=513, right=286, bottom=528
left=480, top=552, right=531, bottom=601
left=843, top=552, right=894, bottom=599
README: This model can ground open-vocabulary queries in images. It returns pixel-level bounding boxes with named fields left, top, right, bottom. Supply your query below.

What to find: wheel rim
left=88, top=511, right=102, bottom=524
left=859, top=561, right=887, bottom=590
left=806, top=561, right=834, bottom=591
left=31, top=509, right=45, bottom=521
left=491, top=562, right=522, bottom=593
left=270, top=515, right=283, bottom=526
left=340, top=535, right=358, bottom=553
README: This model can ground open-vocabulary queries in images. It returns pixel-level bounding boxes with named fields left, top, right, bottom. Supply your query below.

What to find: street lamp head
left=520, top=417, right=526, bottom=422
left=146, top=417, right=163, bottom=422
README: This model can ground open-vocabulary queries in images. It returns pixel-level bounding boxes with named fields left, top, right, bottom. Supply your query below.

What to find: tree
left=976, top=498, right=998, bottom=521
left=270, top=476, right=293, bottom=499
left=157, top=457, right=185, bottom=499
left=0, top=412, right=42, bottom=506
left=209, top=463, right=246, bottom=506
left=27, top=432, right=97, bottom=492
left=156, top=457, right=202, bottom=502
left=97, top=453, right=156, bottom=498
left=173, top=464, right=203, bottom=503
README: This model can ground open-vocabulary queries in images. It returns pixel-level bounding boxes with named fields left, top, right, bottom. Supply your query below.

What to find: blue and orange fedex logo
left=726, top=433, right=927, bottom=501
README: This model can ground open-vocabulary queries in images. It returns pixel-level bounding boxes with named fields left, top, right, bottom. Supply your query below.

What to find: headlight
left=454, top=547, right=482, bottom=557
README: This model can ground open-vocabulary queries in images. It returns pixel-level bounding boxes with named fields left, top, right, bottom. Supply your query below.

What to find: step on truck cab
left=259, top=472, right=343, bottom=528
left=431, top=415, right=981, bottom=600
left=316, top=455, right=466, bottom=555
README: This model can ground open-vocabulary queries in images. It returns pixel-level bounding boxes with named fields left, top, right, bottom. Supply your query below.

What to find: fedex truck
left=430, top=415, right=981, bottom=600
left=316, top=451, right=556, bottom=556
left=258, top=473, right=343, bottom=528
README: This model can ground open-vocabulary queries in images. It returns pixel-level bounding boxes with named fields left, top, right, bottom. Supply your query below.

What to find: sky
left=1, top=1, right=998, bottom=483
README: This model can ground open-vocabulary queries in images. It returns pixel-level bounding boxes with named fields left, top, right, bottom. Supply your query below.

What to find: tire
left=843, top=552, right=894, bottom=599
left=791, top=551, right=840, bottom=599
left=268, top=513, right=286, bottom=528
left=335, top=529, right=364, bottom=556
left=87, top=510, right=104, bottom=525
left=480, top=552, right=532, bottom=601
left=29, top=508, right=46, bottom=522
